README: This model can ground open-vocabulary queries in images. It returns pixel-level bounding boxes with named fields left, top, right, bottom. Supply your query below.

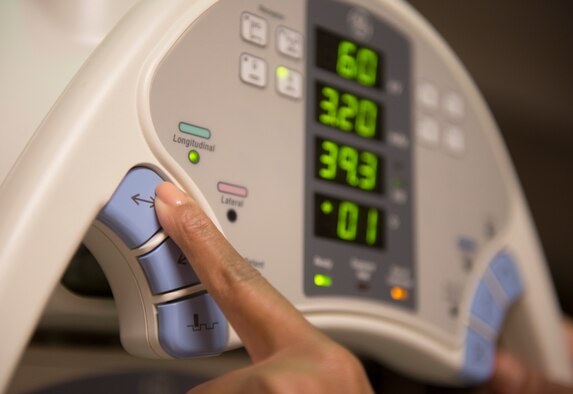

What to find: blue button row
left=98, top=167, right=227, bottom=357
left=460, top=251, right=524, bottom=382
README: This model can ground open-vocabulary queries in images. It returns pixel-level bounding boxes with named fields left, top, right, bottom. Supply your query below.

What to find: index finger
left=154, top=182, right=320, bottom=362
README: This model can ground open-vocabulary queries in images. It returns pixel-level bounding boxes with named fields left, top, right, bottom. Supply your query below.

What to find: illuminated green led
left=188, top=150, right=200, bottom=164
left=321, top=200, right=334, bottom=215
left=314, top=274, right=333, bottom=287
left=276, top=66, right=289, bottom=79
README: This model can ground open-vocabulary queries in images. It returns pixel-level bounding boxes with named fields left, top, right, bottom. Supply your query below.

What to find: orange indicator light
left=390, top=286, right=408, bottom=301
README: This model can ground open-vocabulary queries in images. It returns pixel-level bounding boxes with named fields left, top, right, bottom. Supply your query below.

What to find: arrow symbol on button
left=177, top=253, right=188, bottom=265
left=131, top=194, right=155, bottom=208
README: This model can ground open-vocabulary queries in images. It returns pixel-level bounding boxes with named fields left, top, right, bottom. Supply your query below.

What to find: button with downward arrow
left=138, top=238, right=200, bottom=294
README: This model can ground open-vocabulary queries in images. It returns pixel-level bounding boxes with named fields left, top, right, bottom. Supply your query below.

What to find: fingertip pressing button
left=138, top=238, right=200, bottom=294
left=460, top=328, right=494, bottom=383
left=157, top=294, right=228, bottom=358
left=97, top=168, right=163, bottom=248
left=489, top=252, right=523, bottom=302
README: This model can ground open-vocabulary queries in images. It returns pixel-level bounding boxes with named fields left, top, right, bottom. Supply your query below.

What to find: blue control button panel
left=157, top=294, right=228, bottom=358
left=461, top=249, right=524, bottom=383
left=470, top=280, right=504, bottom=332
left=139, top=238, right=200, bottom=294
left=460, top=328, right=494, bottom=382
left=98, top=167, right=163, bottom=248
left=490, top=252, right=523, bottom=302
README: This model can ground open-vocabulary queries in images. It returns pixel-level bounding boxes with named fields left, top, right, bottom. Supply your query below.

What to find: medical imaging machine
left=0, top=0, right=571, bottom=391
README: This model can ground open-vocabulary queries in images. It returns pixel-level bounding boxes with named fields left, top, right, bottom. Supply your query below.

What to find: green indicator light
left=188, top=150, right=200, bottom=164
left=179, top=122, right=211, bottom=139
left=314, top=274, right=333, bottom=287
left=276, top=66, right=289, bottom=79
left=321, top=200, right=334, bottom=215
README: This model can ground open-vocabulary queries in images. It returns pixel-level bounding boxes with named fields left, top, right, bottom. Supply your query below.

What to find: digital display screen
left=315, top=194, right=384, bottom=249
left=315, top=137, right=383, bottom=194
left=316, top=28, right=382, bottom=89
left=316, top=82, right=382, bottom=140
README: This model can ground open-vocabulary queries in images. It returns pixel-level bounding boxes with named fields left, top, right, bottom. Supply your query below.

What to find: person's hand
left=486, top=318, right=573, bottom=394
left=154, top=182, right=374, bottom=394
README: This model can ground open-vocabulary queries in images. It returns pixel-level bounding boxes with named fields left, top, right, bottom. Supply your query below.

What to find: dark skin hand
left=155, top=182, right=374, bottom=394
left=484, top=318, right=573, bottom=394
left=156, top=182, right=573, bottom=394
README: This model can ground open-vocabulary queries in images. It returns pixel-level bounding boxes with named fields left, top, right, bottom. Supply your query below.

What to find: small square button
left=241, top=12, right=267, bottom=47
left=417, top=82, right=439, bottom=110
left=443, top=125, right=465, bottom=156
left=417, top=115, right=440, bottom=147
left=443, top=91, right=465, bottom=118
left=276, top=66, right=302, bottom=99
left=277, top=26, right=303, bottom=59
left=240, top=53, right=267, bottom=88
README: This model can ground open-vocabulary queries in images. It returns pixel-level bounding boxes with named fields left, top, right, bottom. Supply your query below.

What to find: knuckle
left=177, top=203, right=215, bottom=242
left=245, top=373, right=282, bottom=393
left=217, top=258, right=265, bottom=297
left=175, top=202, right=265, bottom=293
left=241, top=343, right=372, bottom=394
left=312, top=344, right=369, bottom=388
left=224, top=258, right=263, bottom=284
left=245, top=371, right=319, bottom=394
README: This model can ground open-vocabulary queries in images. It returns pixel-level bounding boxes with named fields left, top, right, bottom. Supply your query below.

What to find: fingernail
left=155, top=182, right=189, bottom=207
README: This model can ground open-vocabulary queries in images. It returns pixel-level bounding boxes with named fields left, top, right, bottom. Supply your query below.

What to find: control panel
left=303, top=0, right=414, bottom=308
left=96, top=167, right=227, bottom=358
left=0, top=0, right=571, bottom=390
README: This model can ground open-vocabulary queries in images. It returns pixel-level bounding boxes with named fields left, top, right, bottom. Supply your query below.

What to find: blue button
left=157, top=294, right=227, bottom=358
left=460, top=328, right=494, bottom=383
left=138, top=238, right=200, bottom=294
left=490, top=252, right=523, bottom=303
left=97, top=168, right=163, bottom=248
left=470, top=280, right=504, bottom=332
